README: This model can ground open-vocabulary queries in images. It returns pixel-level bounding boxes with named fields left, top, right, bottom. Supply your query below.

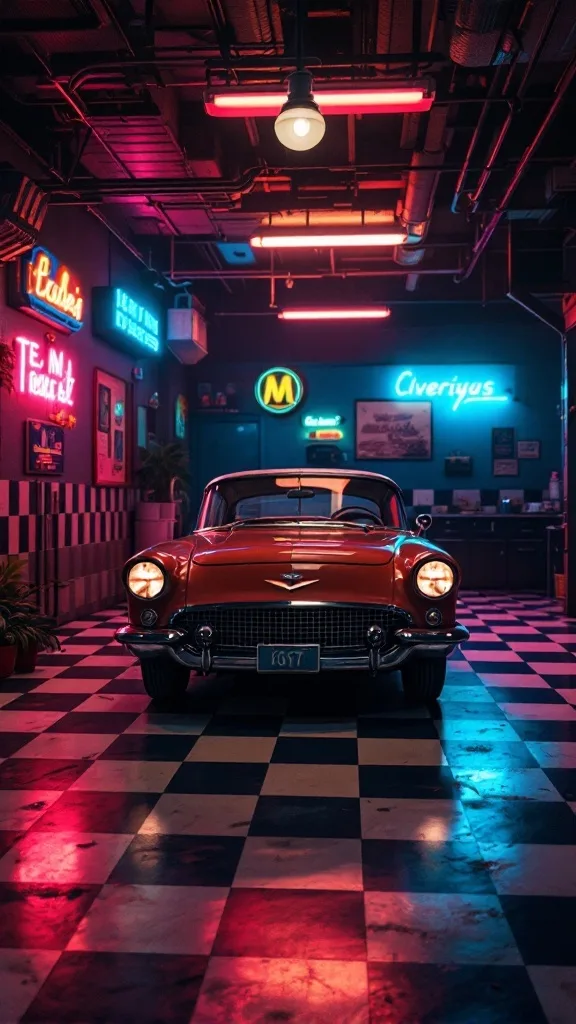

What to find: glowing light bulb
left=292, top=117, right=311, bottom=138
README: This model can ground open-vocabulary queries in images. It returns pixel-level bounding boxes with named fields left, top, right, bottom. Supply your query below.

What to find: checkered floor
left=0, top=594, right=575, bottom=1023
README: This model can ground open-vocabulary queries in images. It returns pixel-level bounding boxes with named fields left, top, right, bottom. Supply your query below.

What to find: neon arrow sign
left=15, top=336, right=75, bottom=407
left=394, top=369, right=509, bottom=411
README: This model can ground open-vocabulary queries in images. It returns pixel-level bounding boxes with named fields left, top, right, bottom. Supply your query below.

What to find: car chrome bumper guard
left=115, top=623, right=470, bottom=674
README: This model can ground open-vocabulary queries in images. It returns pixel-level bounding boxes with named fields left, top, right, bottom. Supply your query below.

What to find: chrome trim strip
left=395, top=624, right=469, bottom=645
left=115, top=626, right=186, bottom=645
left=169, top=601, right=412, bottom=624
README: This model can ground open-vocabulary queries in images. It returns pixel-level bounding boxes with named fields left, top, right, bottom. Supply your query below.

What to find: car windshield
left=198, top=474, right=405, bottom=529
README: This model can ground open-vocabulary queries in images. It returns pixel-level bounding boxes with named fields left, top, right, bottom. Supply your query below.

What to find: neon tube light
left=394, top=369, right=509, bottom=412
left=279, top=308, right=390, bottom=321
left=15, top=335, right=75, bottom=406
left=205, top=86, right=434, bottom=118
left=251, top=232, right=406, bottom=249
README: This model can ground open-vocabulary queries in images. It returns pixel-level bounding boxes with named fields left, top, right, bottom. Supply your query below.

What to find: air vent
left=0, top=172, right=47, bottom=263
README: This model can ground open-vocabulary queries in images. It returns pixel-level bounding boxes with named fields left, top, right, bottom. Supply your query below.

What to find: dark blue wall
left=190, top=308, right=562, bottom=493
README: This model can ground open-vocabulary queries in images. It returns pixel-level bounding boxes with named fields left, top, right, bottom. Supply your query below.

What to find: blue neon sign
left=393, top=368, right=510, bottom=411
left=92, top=286, right=162, bottom=356
left=114, top=288, right=160, bottom=353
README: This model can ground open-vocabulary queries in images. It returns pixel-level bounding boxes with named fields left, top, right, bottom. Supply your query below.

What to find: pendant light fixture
left=274, top=70, right=325, bottom=151
left=274, top=1, right=325, bottom=152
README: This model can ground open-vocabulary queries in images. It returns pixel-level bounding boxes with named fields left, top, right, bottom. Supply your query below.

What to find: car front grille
left=171, top=604, right=411, bottom=651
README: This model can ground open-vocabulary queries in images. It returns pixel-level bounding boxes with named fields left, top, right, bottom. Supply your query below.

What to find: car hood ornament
left=265, top=575, right=319, bottom=591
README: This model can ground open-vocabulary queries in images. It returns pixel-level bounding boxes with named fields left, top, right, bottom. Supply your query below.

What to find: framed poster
left=25, top=419, right=64, bottom=475
left=517, top=440, right=540, bottom=459
left=175, top=393, right=188, bottom=439
left=492, top=427, right=515, bottom=459
left=494, top=458, right=519, bottom=476
left=356, top=401, right=432, bottom=460
left=94, top=368, right=128, bottom=485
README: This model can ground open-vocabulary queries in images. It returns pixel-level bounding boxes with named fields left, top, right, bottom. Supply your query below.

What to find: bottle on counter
left=549, top=471, right=561, bottom=511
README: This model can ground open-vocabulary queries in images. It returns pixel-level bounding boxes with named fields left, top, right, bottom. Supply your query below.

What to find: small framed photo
left=494, top=458, right=519, bottom=476
left=517, top=440, right=540, bottom=459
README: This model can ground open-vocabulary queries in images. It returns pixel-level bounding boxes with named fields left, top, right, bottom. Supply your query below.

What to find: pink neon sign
left=15, top=335, right=75, bottom=406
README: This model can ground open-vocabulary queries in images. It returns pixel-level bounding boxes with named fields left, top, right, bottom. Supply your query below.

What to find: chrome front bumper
left=115, top=623, right=469, bottom=673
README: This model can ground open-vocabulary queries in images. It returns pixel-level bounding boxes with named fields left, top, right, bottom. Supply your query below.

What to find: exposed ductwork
left=223, top=0, right=283, bottom=45
left=449, top=0, right=516, bottom=66
left=394, top=105, right=450, bottom=279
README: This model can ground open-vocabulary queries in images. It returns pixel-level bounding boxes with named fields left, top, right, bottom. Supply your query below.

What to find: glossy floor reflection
left=0, top=594, right=575, bottom=1022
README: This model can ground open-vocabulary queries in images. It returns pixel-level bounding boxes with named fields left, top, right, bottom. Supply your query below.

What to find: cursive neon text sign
left=303, top=414, right=342, bottom=428
left=24, top=247, right=84, bottom=333
left=15, top=336, right=75, bottom=407
left=394, top=369, right=509, bottom=411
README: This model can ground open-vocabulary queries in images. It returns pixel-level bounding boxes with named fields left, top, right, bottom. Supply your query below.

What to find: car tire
left=401, top=658, right=446, bottom=702
left=140, top=658, right=190, bottom=702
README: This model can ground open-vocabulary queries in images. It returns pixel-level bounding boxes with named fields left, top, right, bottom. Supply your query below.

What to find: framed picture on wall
left=493, top=458, right=519, bottom=476
left=94, top=368, right=129, bottom=485
left=356, top=400, right=432, bottom=460
left=517, top=440, right=540, bottom=459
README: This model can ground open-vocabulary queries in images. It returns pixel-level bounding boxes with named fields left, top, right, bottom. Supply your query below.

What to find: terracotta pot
left=15, top=643, right=38, bottom=674
left=0, top=645, right=17, bottom=680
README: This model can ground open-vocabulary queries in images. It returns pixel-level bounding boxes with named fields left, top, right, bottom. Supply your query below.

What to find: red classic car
left=115, top=469, right=468, bottom=702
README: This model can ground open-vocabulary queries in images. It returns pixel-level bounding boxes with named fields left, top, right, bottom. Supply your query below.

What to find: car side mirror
left=415, top=513, right=432, bottom=536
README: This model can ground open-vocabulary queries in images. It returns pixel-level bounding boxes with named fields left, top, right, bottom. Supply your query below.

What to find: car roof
left=206, top=468, right=402, bottom=494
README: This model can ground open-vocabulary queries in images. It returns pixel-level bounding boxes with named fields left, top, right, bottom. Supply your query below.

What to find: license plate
left=257, top=644, right=320, bottom=673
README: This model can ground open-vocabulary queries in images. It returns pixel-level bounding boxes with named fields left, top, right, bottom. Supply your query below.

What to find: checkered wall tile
left=0, top=480, right=138, bottom=621
left=0, top=480, right=137, bottom=556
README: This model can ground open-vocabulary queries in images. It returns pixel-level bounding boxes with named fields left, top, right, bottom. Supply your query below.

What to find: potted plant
left=0, top=610, right=17, bottom=680
left=0, top=560, right=64, bottom=672
left=9, top=612, right=62, bottom=673
left=135, top=441, right=190, bottom=549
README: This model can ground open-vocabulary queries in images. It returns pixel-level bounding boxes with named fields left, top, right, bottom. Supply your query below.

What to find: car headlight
left=127, top=561, right=165, bottom=599
left=416, top=560, right=454, bottom=599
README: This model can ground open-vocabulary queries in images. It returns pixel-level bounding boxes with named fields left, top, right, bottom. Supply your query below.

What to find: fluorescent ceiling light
left=251, top=231, right=407, bottom=248
left=205, top=83, right=434, bottom=118
left=279, top=308, right=391, bottom=321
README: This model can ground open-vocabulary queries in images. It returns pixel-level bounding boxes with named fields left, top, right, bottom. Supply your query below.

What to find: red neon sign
left=15, top=335, right=75, bottom=407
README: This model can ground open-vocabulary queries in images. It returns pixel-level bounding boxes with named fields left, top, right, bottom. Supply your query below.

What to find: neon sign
left=114, top=288, right=160, bottom=353
left=394, top=369, right=509, bottom=411
left=15, top=336, right=75, bottom=407
left=255, top=367, right=304, bottom=414
left=308, top=429, right=344, bottom=441
left=92, top=286, right=162, bottom=355
left=303, top=414, right=343, bottom=428
left=19, top=247, right=84, bottom=333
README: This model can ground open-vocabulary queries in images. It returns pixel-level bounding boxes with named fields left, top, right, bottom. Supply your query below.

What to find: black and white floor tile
left=0, top=594, right=575, bottom=1023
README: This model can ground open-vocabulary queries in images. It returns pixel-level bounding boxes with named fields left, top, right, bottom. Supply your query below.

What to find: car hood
left=191, top=526, right=397, bottom=566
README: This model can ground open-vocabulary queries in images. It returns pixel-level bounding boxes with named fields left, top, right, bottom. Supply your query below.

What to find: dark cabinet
left=428, top=516, right=560, bottom=591
left=507, top=541, right=546, bottom=591
left=442, top=539, right=507, bottom=590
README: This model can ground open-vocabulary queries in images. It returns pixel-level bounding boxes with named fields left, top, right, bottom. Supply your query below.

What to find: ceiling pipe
left=168, top=267, right=460, bottom=279
left=395, top=105, right=450, bottom=283
left=470, top=0, right=563, bottom=210
left=452, top=0, right=561, bottom=212
left=455, top=51, right=576, bottom=283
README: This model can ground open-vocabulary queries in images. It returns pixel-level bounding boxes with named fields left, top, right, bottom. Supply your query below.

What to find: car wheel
left=140, top=658, right=190, bottom=702
left=401, top=658, right=446, bottom=702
